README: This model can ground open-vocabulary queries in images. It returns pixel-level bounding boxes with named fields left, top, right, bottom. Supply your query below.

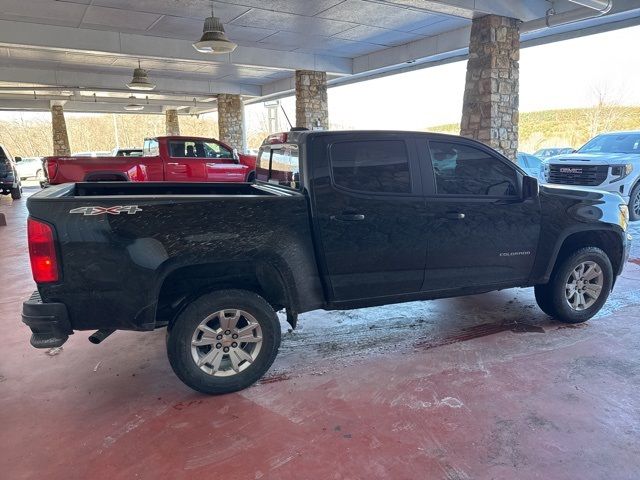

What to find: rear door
left=419, top=138, right=541, bottom=291
left=311, top=133, right=427, bottom=301
left=164, top=139, right=206, bottom=181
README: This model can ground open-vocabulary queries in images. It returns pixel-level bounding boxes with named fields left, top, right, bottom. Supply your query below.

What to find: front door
left=311, top=134, right=427, bottom=301
left=419, top=139, right=541, bottom=291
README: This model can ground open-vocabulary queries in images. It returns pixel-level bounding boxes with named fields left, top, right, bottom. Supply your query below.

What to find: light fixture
left=124, top=95, right=144, bottom=111
left=126, top=60, right=156, bottom=91
left=193, top=2, right=237, bottom=54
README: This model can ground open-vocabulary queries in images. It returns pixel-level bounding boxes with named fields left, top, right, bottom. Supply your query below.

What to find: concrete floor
left=2, top=186, right=640, bottom=480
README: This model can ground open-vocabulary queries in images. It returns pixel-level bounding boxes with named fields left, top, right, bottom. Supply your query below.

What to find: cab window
left=329, top=140, right=411, bottom=194
left=429, top=141, right=518, bottom=197
left=256, top=145, right=301, bottom=190
left=169, top=140, right=232, bottom=159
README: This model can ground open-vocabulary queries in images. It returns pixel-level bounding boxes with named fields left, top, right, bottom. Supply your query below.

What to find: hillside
left=425, top=106, right=640, bottom=152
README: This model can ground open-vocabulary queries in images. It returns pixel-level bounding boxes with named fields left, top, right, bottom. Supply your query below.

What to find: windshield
left=579, top=133, right=640, bottom=154
left=256, top=144, right=301, bottom=190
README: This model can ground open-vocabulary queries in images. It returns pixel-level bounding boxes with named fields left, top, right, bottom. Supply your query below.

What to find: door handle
left=331, top=213, right=365, bottom=222
left=444, top=212, right=465, bottom=220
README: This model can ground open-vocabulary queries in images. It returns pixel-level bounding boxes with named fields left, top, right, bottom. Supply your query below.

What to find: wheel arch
left=542, top=229, right=624, bottom=283
left=155, top=260, right=292, bottom=330
left=84, top=171, right=129, bottom=182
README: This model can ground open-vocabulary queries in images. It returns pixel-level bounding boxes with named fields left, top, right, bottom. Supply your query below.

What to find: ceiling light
left=124, top=95, right=144, bottom=111
left=193, top=3, right=237, bottom=54
left=126, top=60, right=156, bottom=91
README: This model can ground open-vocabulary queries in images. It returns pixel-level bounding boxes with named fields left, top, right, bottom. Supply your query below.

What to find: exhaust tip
left=88, top=329, right=115, bottom=345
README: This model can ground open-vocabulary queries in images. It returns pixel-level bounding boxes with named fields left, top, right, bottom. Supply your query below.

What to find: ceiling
left=0, top=0, right=638, bottom=114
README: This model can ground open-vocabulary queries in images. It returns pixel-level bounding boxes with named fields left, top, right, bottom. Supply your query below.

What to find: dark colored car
left=22, top=130, right=631, bottom=394
left=0, top=144, right=22, bottom=199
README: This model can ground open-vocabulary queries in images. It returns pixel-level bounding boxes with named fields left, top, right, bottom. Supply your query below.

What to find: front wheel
left=534, top=247, right=613, bottom=323
left=166, top=289, right=281, bottom=394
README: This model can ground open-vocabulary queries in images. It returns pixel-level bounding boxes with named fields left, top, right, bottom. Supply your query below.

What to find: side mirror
left=15, top=156, right=22, bottom=162
left=522, top=175, right=539, bottom=200
left=232, top=148, right=240, bottom=163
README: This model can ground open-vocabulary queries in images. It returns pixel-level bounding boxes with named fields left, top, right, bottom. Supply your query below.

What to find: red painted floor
left=2, top=187, right=640, bottom=480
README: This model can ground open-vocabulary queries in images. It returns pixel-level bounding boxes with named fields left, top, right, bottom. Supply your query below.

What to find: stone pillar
left=217, top=94, right=244, bottom=151
left=460, top=15, right=519, bottom=160
left=50, top=104, right=70, bottom=156
left=165, top=109, right=180, bottom=135
left=295, top=70, right=328, bottom=130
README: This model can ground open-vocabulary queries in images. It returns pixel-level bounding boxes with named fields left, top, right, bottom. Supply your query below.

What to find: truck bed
left=27, top=182, right=324, bottom=332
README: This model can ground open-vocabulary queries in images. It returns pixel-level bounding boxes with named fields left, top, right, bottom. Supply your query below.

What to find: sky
left=2, top=24, right=639, bottom=133
left=322, top=24, right=640, bottom=130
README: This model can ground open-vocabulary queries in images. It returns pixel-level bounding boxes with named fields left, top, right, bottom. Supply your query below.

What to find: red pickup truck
left=45, top=136, right=256, bottom=185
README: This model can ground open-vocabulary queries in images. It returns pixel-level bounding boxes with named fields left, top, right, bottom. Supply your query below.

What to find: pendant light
left=193, top=1, right=237, bottom=54
left=126, top=60, right=156, bottom=91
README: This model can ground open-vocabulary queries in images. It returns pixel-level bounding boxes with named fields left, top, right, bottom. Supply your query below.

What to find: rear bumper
left=22, top=291, right=72, bottom=348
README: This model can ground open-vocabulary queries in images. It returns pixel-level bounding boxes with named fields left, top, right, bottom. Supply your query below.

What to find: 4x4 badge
left=69, top=206, right=142, bottom=216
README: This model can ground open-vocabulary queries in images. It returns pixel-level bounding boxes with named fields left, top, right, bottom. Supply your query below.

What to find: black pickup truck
left=23, top=130, right=631, bottom=394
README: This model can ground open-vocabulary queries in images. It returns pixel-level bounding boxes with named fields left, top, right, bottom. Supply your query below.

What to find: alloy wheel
left=190, top=309, right=263, bottom=377
left=564, top=261, right=603, bottom=311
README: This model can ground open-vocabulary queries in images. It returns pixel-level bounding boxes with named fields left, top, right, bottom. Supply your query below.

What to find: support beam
left=460, top=15, right=520, bottom=160
left=50, top=104, right=70, bottom=156
left=0, top=63, right=261, bottom=97
left=165, top=109, right=180, bottom=136
left=0, top=20, right=353, bottom=76
left=217, top=94, right=245, bottom=152
left=295, top=71, right=328, bottom=130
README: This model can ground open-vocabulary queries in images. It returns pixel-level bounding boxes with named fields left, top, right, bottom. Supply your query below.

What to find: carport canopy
left=0, top=0, right=639, bottom=115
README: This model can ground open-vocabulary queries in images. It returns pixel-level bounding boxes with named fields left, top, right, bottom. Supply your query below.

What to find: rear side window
left=330, top=140, right=411, bottom=194
left=429, top=141, right=517, bottom=197
left=143, top=139, right=159, bottom=157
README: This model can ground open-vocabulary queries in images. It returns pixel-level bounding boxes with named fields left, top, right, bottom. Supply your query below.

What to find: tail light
left=27, top=218, right=59, bottom=283
left=45, top=158, right=58, bottom=181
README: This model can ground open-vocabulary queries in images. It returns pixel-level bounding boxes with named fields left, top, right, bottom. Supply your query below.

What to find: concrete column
left=50, top=104, right=70, bottom=156
left=217, top=94, right=245, bottom=151
left=460, top=15, right=519, bottom=160
left=165, top=109, right=180, bottom=136
left=295, top=70, right=328, bottom=130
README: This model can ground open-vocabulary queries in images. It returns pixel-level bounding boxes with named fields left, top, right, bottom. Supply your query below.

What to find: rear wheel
left=534, top=247, right=612, bottom=323
left=166, top=289, right=281, bottom=394
left=629, top=182, right=640, bottom=221
left=10, top=184, right=22, bottom=200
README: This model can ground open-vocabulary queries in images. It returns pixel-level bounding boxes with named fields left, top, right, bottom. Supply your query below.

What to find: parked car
left=534, top=147, right=574, bottom=158
left=71, top=151, right=112, bottom=157
left=0, top=145, right=22, bottom=199
left=543, top=131, right=640, bottom=220
left=15, top=156, right=44, bottom=180
left=111, top=147, right=143, bottom=157
left=45, top=136, right=257, bottom=184
left=516, top=152, right=544, bottom=179
left=23, top=130, right=630, bottom=394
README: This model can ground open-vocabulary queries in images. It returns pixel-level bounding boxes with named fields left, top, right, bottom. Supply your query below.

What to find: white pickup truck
left=543, top=131, right=640, bottom=220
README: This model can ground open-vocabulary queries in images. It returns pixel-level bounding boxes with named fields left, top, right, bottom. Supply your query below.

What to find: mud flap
left=286, top=309, right=298, bottom=329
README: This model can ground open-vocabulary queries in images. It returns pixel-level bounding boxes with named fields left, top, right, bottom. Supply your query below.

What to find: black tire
left=10, top=185, right=21, bottom=200
left=629, top=182, right=640, bottom=221
left=534, top=247, right=613, bottom=323
left=167, top=289, right=281, bottom=394
left=247, top=171, right=256, bottom=183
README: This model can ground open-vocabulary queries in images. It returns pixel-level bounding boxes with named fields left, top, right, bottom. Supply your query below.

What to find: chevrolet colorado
left=23, top=130, right=631, bottom=394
